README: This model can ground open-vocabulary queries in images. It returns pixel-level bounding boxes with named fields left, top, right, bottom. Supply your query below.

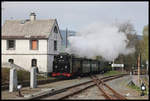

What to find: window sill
left=7, top=48, right=15, bottom=50
left=30, top=50, right=39, bottom=51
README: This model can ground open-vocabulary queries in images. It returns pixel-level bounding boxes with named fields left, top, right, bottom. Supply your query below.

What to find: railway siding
left=65, top=75, right=148, bottom=100
left=24, top=74, right=127, bottom=100
left=2, top=74, right=96, bottom=99
left=90, top=75, right=127, bottom=100
left=2, top=78, right=64, bottom=91
left=2, top=73, right=127, bottom=100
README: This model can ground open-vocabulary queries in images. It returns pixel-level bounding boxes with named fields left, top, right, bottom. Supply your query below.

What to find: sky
left=1, top=1, right=149, bottom=35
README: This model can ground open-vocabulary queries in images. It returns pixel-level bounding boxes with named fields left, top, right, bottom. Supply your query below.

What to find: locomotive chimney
left=30, top=12, right=36, bottom=21
left=66, top=28, right=68, bottom=48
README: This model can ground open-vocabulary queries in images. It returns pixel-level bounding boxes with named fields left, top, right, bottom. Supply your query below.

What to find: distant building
left=2, top=12, right=62, bottom=75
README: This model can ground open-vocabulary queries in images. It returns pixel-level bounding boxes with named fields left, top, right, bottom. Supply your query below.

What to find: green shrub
left=2, top=68, right=30, bottom=83
left=17, top=70, right=30, bottom=82
left=2, top=68, right=10, bottom=84
left=127, top=84, right=149, bottom=95
left=103, top=70, right=122, bottom=76
left=2, top=68, right=46, bottom=84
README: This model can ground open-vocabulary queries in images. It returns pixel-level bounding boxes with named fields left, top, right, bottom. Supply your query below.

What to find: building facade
left=2, top=13, right=62, bottom=74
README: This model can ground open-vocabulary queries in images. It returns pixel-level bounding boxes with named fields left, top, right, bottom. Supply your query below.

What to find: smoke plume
left=66, top=22, right=135, bottom=61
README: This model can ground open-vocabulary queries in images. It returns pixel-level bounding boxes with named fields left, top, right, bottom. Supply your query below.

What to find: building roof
left=2, top=19, right=58, bottom=39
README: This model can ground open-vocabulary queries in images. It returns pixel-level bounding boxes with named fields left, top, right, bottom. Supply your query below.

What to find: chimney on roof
left=30, top=12, right=36, bottom=21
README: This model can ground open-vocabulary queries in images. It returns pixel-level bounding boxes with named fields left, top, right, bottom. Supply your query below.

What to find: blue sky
left=2, top=2, right=149, bottom=35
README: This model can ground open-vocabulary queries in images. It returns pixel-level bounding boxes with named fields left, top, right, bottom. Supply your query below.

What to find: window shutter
left=32, top=40, right=37, bottom=50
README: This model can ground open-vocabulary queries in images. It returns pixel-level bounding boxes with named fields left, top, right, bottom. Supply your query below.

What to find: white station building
left=2, top=12, right=62, bottom=75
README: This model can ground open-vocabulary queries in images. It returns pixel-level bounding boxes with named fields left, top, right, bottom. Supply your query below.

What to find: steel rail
left=21, top=74, right=127, bottom=100
left=91, top=76, right=115, bottom=100
left=40, top=74, right=127, bottom=100
left=91, top=75, right=127, bottom=100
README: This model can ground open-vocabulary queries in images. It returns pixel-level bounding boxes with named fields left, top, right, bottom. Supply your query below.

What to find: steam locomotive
left=52, top=53, right=112, bottom=78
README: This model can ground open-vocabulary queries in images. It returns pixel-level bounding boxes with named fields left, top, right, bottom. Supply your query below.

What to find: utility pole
left=66, top=28, right=68, bottom=48
left=146, top=60, right=148, bottom=75
left=138, top=53, right=141, bottom=85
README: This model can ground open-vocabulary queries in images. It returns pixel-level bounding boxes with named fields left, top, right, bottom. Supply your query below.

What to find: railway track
left=90, top=75, right=127, bottom=100
left=23, top=74, right=127, bottom=100
left=2, top=78, right=66, bottom=91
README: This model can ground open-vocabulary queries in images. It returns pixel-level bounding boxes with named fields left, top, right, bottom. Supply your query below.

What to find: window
left=30, top=40, right=38, bottom=50
left=7, top=40, right=15, bottom=50
left=54, top=40, right=57, bottom=51
left=8, top=59, right=14, bottom=64
left=31, top=59, right=37, bottom=67
left=54, top=26, right=58, bottom=33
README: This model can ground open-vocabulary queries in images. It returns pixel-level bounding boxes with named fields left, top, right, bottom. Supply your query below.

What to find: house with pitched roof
left=2, top=12, right=62, bottom=75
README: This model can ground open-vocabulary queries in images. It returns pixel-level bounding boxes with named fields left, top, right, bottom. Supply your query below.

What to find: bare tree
left=114, top=20, right=141, bottom=70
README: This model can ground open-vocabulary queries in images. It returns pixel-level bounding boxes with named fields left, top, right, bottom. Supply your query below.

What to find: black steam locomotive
left=52, top=53, right=112, bottom=78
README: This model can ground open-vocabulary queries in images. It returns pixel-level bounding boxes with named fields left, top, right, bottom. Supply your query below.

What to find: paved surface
left=106, top=75, right=148, bottom=100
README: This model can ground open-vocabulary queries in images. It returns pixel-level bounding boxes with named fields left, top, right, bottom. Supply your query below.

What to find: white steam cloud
left=66, top=22, right=135, bottom=61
